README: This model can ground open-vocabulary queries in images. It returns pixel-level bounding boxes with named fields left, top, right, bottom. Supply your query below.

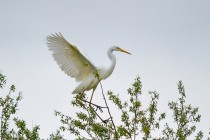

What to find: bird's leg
left=89, top=89, right=95, bottom=106
left=89, top=88, right=103, bottom=112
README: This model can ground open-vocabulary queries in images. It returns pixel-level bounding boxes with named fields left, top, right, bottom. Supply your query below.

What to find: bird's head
left=112, top=46, right=131, bottom=55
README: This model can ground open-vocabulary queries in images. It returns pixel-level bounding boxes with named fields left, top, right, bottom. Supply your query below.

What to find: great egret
left=47, top=33, right=131, bottom=102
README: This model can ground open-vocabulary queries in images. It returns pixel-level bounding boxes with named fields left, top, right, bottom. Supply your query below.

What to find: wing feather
left=47, top=33, right=96, bottom=82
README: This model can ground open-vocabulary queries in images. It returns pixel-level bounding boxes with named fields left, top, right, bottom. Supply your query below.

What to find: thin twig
left=93, top=70, right=118, bottom=138
left=133, top=92, right=138, bottom=140
left=81, top=99, right=107, bottom=112
left=82, top=98, right=109, bottom=124
left=89, top=106, right=107, bottom=124
left=99, top=81, right=118, bottom=139
left=0, top=109, right=3, bottom=140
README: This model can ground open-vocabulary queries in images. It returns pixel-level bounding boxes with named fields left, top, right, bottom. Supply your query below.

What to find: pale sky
left=0, top=0, right=210, bottom=139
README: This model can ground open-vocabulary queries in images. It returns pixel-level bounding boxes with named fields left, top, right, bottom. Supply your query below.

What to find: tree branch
left=99, top=81, right=118, bottom=139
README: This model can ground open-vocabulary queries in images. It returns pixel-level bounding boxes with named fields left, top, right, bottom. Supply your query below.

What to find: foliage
left=0, top=72, right=24, bottom=139
left=0, top=72, right=66, bottom=140
left=48, top=130, right=65, bottom=140
left=1, top=72, right=210, bottom=140
left=107, top=77, right=165, bottom=140
left=11, top=118, right=40, bottom=140
left=55, top=77, right=210, bottom=140
left=160, top=81, right=203, bottom=140
left=55, top=94, right=114, bottom=140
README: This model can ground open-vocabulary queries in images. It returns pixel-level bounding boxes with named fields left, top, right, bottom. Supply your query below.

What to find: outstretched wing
left=47, top=33, right=96, bottom=82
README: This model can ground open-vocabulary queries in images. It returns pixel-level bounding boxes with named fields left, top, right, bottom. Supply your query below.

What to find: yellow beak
left=118, top=47, right=131, bottom=55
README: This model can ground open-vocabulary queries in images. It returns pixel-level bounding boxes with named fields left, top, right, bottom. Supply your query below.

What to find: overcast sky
left=0, top=0, right=210, bottom=139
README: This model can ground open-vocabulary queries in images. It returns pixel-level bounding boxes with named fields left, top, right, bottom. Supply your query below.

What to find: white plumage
left=47, top=33, right=131, bottom=101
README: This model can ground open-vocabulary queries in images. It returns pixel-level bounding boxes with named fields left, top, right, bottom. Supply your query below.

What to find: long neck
left=103, top=48, right=116, bottom=79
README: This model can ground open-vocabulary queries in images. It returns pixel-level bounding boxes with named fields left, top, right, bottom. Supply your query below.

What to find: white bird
left=47, top=33, right=131, bottom=102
